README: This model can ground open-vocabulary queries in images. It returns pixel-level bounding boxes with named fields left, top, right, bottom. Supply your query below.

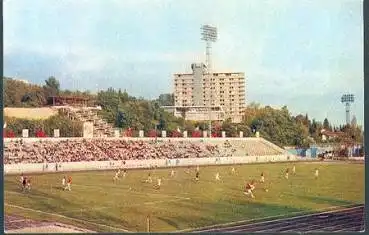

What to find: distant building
left=320, top=129, right=346, bottom=141
left=165, top=63, right=246, bottom=123
left=15, top=78, right=29, bottom=84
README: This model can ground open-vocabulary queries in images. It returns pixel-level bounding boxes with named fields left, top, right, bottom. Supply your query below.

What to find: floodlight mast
left=341, top=94, right=355, bottom=125
left=201, top=25, right=217, bottom=138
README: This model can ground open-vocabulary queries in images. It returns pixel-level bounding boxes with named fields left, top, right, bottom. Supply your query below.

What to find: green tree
left=43, top=76, right=61, bottom=98
left=221, top=118, right=238, bottom=137
left=323, top=118, right=331, bottom=130
left=157, top=93, right=174, bottom=106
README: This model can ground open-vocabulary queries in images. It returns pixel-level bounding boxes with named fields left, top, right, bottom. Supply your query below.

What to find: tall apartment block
left=171, top=63, right=246, bottom=123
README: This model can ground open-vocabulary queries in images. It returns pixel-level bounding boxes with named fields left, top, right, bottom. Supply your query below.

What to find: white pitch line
left=5, top=203, right=131, bottom=232
left=175, top=203, right=362, bottom=233
left=66, top=206, right=112, bottom=213
left=206, top=205, right=364, bottom=233
left=73, top=183, right=190, bottom=200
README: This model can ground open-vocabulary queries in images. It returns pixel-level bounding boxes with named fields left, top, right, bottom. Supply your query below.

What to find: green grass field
left=4, top=162, right=364, bottom=232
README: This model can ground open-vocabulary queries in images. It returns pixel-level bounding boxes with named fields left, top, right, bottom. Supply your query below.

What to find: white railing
left=4, top=154, right=302, bottom=175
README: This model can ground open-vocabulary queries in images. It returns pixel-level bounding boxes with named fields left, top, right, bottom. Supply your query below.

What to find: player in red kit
left=244, top=180, right=256, bottom=198
left=65, top=176, right=72, bottom=191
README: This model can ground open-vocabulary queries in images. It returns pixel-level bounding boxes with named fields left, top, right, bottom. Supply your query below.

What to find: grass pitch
left=4, top=162, right=364, bottom=232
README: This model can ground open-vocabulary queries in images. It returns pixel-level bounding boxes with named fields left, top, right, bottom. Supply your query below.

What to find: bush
left=148, top=129, right=158, bottom=137
left=4, top=114, right=83, bottom=137
left=35, top=130, right=47, bottom=138
left=170, top=130, right=182, bottom=138
left=4, top=129, right=16, bottom=138
left=191, top=130, right=202, bottom=138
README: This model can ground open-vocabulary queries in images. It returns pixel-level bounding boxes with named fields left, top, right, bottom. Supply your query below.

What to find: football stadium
left=3, top=2, right=365, bottom=233
left=4, top=134, right=365, bottom=233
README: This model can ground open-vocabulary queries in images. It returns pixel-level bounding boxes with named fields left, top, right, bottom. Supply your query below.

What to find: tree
left=157, top=118, right=166, bottom=130
left=115, top=111, right=126, bottom=128
left=235, top=122, right=252, bottom=137
left=323, top=118, right=330, bottom=130
left=221, top=118, right=238, bottom=137
left=156, top=93, right=174, bottom=106
left=4, top=78, right=47, bottom=107
left=43, top=76, right=60, bottom=97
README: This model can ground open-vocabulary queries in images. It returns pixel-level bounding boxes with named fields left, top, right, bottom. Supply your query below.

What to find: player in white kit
left=170, top=169, right=175, bottom=177
left=113, top=170, right=120, bottom=182
left=215, top=172, right=221, bottom=181
left=314, top=168, right=319, bottom=179
left=146, top=173, right=152, bottom=183
left=231, top=167, right=236, bottom=174
left=292, top=165, right=296, bottom=175
left=154, top=178, right=162, bottom=189
left=26, top=178, right=31, bottom=191
left=62, top=176, right=66, bottom=188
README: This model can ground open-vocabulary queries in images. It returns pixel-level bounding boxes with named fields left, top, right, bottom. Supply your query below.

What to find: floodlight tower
left=341, top=94, right=355, bottom=125
left=201, top=25, right=217, bottom=137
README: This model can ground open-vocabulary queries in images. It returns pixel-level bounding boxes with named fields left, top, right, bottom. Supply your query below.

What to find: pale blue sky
left=4, top=0, right=364, bottom=126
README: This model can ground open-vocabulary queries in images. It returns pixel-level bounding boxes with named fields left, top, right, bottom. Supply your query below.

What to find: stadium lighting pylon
left=341, top=94, right=354, bottom=125
left=201, top=25, right=217, bottom=137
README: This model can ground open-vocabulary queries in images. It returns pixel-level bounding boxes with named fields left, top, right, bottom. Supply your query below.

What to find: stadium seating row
left=4, top=138, right=286, bottom=164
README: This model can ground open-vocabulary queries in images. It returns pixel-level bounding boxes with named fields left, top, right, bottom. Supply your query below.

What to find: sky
left=3, top=0, right=364, bottom=126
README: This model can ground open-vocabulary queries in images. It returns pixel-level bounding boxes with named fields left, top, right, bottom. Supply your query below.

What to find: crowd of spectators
left=4, top=139, right=230, bottom=164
